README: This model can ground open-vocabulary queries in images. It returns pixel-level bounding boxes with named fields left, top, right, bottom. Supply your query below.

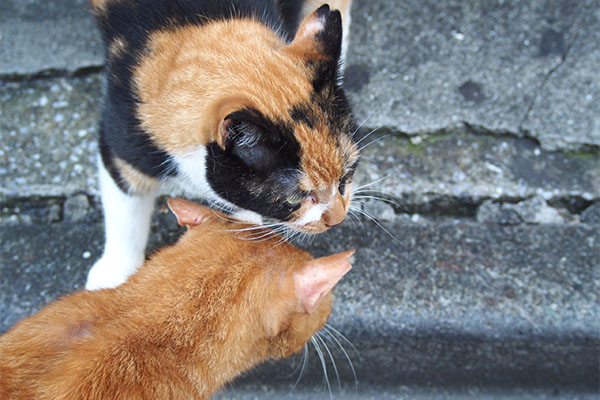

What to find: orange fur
left=132, top=10, right=359, bottom=176
left=0, top=200, right=353, bottom=399
left=134, top=20, right=314, bottom=154
left=91, top=1, right=359, bottom=237
left=113, top=157, right=160, bottom=194
left=130, top=9, right=359, bottom=229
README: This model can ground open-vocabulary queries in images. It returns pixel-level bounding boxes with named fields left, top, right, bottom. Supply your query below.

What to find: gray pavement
left=2, top=210, right=598, bottom=391
left=1, top=0, right=599, bottom=398
left=346, top=0, right=600, bottom=151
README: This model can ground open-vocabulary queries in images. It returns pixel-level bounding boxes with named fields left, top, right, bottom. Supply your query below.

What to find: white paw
left=85, top=256, right=138, bottom=290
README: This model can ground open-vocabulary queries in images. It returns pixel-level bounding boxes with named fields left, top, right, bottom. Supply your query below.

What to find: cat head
left=135, top=5, right=359, bottom=234
left=167, top=198, right=353, bottom=359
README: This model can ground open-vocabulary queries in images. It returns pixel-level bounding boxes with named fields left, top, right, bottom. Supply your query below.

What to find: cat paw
left=85, top=257, right=137, bottom=290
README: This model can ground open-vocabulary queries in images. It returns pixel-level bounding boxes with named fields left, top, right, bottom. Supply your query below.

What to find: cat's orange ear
left=282, top=4, right=343, bottom=66
left=293, top=249, right=354, bottom=314
left=167, top=198, right=214, bottom=227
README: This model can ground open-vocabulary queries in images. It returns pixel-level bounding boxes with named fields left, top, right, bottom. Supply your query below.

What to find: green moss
left=566, top=150, right=599, bottom=162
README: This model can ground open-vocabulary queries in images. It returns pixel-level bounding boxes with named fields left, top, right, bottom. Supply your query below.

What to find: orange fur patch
left=0, top=208, right=349, bottom=399
left=134, top=19, right=314, bottom=155
left=114, top=157, right=160, bottom=194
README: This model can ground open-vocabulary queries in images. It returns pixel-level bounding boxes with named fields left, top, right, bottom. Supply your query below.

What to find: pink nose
left=323, top=194, right=346, bottom=227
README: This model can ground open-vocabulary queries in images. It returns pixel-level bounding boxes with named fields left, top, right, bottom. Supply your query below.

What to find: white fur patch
left=232, top=209, right=264, bottom=225
left=86, top=158, right=156, bottom=290
left=173, top=147, right=222, bottom=202
left=294, top=203, right=329, bottom=227
left=174, top=146, right=261, bottom=221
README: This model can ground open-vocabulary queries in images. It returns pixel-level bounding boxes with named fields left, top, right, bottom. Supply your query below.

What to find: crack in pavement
left=517, top=3, right=586, bottom=133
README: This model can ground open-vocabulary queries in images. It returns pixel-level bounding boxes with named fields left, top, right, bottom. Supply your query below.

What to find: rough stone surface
left=1, top=0, right=600, bottom=396
left=354, top=132, right=599, bottom=214
left=477, top=200, right=523, bottom=225
left=0, top=0, right=103, bottom=76
left=1, top=214, right=598, bottom=389
left=0, top=75, right=101, bottom=199
left=581, top=201, right=600, bottom=224
left=2, top=75, right=598, bottom=209
left=63, top=193, right=90, bottom=221
left=476, top=197, right=570, bottom=224
left=520, top=3, right=600, bottom=150
left=213, top=385, right=599, bottom=400
left=345, top=0, right=600, bottom=151
left=1, top=0, right=598, bottom=150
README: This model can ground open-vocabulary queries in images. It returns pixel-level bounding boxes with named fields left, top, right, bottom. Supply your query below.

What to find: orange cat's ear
left=282, top=5, right=343, bottom=89
left=293, top=249, right=354, bottom=314
left=167, top=198, right=214, bottom=227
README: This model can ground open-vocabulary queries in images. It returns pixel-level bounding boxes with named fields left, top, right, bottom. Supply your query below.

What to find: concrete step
left=1, top=0, right=598, bottom=152
left=1, top=0, right=599, bottom=397
left=214, top=383, right=599, bottom=400
left=1, top=211, right=598, bottom=392
left=2, top=74, right=597, bottom=217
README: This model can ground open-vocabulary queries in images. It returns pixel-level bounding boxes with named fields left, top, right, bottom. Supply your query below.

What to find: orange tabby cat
left=0, top=199, right=353, bottom=400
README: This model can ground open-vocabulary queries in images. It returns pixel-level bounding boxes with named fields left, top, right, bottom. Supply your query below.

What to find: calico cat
left=0, top=198, right=354, bottom=400
left=87, top=0, right=359, bottom=290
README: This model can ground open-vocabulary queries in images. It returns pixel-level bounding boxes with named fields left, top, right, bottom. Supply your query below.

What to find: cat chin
left=293, top=203, right=328, bottom=227
left=290, top=223, right=329, bottom=235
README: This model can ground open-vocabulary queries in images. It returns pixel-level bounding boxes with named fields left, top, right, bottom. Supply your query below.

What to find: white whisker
left=216, top=223, right=282, bottom=233
left=315, top=331, right=341, bottom=394
left=352, top=172, right=396, bottom=192
left=349, top=207, right=402, bottom=245
left=354, top=125, right=382, bottom=147
left=346, top=208, right=366, bottom=230
left=288, top=344, right=309, bottom=394
left=357, top=133, right=398, bottom=151
left=311, top=336, right=333, bottom=400
left=323, top=325, right=359, bottom=390
left=351, top=110, right=376, bottom=139
left=352, top=194, right=402, bottom=209
left=323, top=325, right=361, bottom=360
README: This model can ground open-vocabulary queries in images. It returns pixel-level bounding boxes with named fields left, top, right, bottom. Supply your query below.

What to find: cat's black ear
left=294, top=5, right=342, bottom=61
left=283, top=5, right=343, bottom=92
left=223, top=116, right=282, bottom=171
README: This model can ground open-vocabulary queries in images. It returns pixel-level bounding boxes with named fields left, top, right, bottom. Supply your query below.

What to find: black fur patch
left=310, top=5, right=343, bottom=93
left=206, top=108, right=304, bottom=220
left=98, top=123, right=129, bottom=193
left=94, top=0, right=291, bottom=189
left=275, top=0, right=306, bottom=40
left=100, top=98, right=177, bottom=181
left=290, top=104, right=315, bottom=129
left=310, top=86, right=357, bottom=141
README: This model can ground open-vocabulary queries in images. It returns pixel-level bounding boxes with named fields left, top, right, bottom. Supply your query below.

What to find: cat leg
left=86, top=158, right=157, bottom=290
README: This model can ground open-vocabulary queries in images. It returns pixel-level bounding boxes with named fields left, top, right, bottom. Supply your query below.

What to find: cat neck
left=116, top=232, right=274, bottom=395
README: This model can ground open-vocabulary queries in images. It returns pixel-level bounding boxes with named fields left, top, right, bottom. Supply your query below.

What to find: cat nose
left=323, top=194, right=346, bottom=227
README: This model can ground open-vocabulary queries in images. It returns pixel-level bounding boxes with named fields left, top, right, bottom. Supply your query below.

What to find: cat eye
left=339, top=171, right=355, bottom=196
left=339, top=178, right=353, bottom=195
